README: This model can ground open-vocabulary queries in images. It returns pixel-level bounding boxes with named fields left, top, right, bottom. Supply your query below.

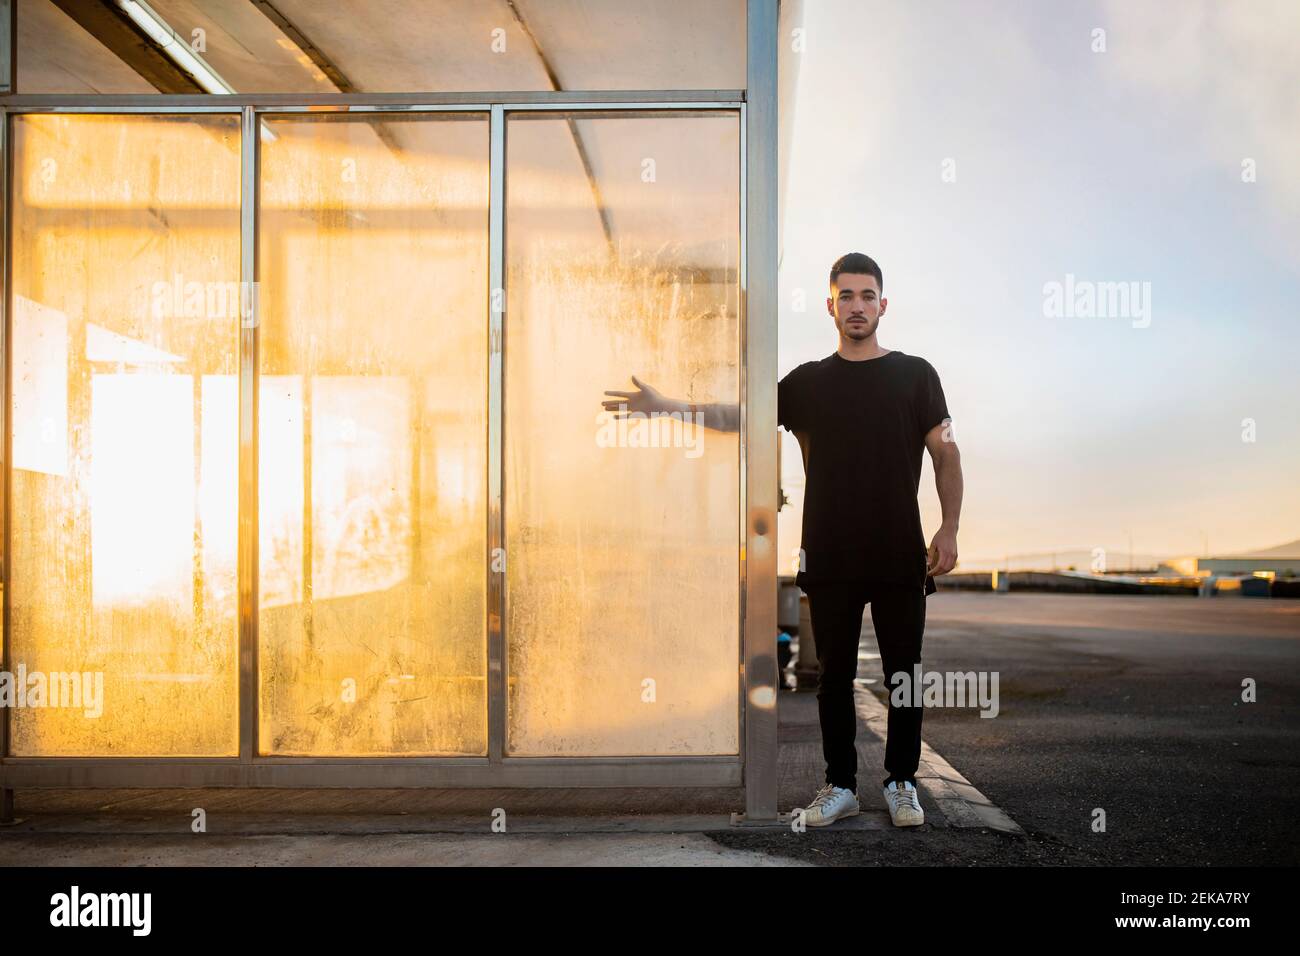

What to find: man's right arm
left=602, top=376, right=740, bottom=433
left=683, top=399, right=740, bottom=433
left=603, top=362, right=810, bottom=436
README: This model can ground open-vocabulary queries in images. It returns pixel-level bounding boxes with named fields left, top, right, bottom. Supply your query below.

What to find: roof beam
left=49, top=0, right=204, bottom=93
left=505, top=0, right=615, bottom=250
left=247, top=0, right=354, bottom=92
left=246, top=0, right=403, bottom=153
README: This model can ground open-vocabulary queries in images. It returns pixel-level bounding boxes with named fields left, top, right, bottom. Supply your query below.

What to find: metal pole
left=740, top=0, right=780, bottom=823
left=238, top=106, right=260, bottom=769
left=0, top=0, right=13, bottom=95
left=487, top=104, right=506, bottom=761
left=0, top=91, right=743, bottom=109
left=1, top=108, right=12, bottom=809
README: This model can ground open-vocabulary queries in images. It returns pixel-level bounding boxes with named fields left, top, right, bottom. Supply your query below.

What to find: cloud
left=1101, top=0, right=1300, bottom=257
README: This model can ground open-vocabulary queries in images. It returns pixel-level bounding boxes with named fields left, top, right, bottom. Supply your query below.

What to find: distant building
left=1159, top=556, right=1300, bottom=578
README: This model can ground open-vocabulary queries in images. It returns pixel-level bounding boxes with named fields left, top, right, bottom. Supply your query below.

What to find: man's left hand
left=926, top=527, right=958, bottom=576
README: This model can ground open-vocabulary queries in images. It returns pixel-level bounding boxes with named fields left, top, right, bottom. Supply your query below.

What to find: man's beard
left=842, top=319, right=874, bottom=338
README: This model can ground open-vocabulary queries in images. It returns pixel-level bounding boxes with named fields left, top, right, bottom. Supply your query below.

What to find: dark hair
left=829, top=252, right=883, bottom=292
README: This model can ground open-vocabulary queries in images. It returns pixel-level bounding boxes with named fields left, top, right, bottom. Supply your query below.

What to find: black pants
left=805, top=580, right=927, bottom=794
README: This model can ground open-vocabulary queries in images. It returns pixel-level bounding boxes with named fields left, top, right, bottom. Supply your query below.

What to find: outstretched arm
left=602, top=375, right=740, bottom=433
left=924, top=419, right=963, bottom=575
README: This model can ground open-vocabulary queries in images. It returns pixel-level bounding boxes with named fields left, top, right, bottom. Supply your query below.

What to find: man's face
left=827, top=272, right=886, bottom=341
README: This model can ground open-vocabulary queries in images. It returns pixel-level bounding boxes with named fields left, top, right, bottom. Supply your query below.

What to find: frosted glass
left=257, top=114, right=489, bottom=755
left=505, top=113, right=741, bottom=756
left=9, top=114, right=241, bottom=756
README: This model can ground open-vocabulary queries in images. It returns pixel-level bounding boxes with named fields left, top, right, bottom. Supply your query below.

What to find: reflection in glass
left=505, top=112, right=741, bottom=756
left=257, top=114, right=489, bottom=755
left=9, top=114, right=241, bottom=755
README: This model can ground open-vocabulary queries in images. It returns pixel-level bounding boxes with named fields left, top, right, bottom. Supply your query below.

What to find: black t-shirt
left=779, top=349, right=950, bottom=595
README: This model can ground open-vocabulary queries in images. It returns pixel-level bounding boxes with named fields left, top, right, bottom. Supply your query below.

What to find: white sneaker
left=883, top=780, right=925, bottom=827
left=797, top=784, right=859, bottom=827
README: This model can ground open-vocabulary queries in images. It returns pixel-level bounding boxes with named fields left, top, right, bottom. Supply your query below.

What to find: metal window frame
left=0, top=0, right=12, bottom=97
left=0, top=0, right=779, bottom=818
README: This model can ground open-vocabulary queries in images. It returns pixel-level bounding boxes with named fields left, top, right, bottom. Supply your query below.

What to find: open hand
left=602, top=375, right=670, bottom=419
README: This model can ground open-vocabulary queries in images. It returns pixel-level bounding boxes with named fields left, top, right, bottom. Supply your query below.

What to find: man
left=602, top=252, right=963, bottom=828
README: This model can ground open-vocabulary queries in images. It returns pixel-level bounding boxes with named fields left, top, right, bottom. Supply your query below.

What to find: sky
left=776, top=0, right=1300, bottom=567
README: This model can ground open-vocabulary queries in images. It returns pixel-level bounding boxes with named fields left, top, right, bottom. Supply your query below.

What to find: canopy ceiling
left=15, top=0, right=803, bottom=257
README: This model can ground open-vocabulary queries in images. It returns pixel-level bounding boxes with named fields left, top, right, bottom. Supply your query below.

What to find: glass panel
left=9, top=114, right=241, bottom=755
left=257, top=114, right=489, bottom=755
left=505, top=111, right=741, bottom=756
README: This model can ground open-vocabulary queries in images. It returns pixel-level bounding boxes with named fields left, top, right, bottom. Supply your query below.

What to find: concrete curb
left=854, top=688, right=1024, bottom=835
left=2, top=814, right=753, bottom=836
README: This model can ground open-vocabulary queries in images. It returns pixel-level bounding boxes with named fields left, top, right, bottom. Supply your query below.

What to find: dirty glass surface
left=504, top=111, right=741, bottom=756
left=9, top=114, right=242, bottom=755
left=257, top=114, right=490, bottom=755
